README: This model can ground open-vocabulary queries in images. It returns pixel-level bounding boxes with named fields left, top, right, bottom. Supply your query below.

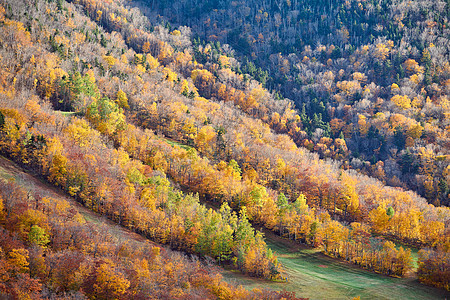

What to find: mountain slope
left=135, top=0, right=450, bottom=206
left=0, top=0, right=448, bottom=294
left=0, top=156, right=267, bottom=299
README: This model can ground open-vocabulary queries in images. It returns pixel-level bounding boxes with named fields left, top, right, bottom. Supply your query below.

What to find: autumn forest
left=0, top=0, right=449, bottom=298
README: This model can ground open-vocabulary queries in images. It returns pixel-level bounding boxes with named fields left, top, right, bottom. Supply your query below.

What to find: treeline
left=0, top=0, right=449, bottom=291
left=418, top=247, right=450, bottom=291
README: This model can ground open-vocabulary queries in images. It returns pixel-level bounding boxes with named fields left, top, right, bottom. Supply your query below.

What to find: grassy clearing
left=154, top=134, right=192, bottom=151
left=58, top=111, right=78, bottom=116
left=163, top=138, right=192, bottom=150
left=223, top=231, right=450, bottom=300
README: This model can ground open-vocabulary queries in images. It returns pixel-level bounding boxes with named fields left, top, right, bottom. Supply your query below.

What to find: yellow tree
left=357, top=115, right=369, bottom=136
left=391, top=95, right=411, bottom=109
left=116, top=90, right=129, bottom=109
left=420, top=220, right=445, bottom=246
left=318, top=220, right=348, bottom=257
left=8, top=248, right=30, bottom=274
left=91, top=259, right=130, bottom=299
left=338, top=173, right=359, bottom=219
left=369, top=204, right=391, bottom=233
left=195, top=125, right=216, bottom=156
left=374, top=43, right=390, bottom=60
left=146, top=53, right=160, bottom=69
left=48, top=153, right=67, bottom=187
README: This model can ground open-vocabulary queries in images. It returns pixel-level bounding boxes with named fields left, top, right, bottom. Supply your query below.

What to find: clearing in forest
left=223, top=230, right=450, bottom=300
left=1, top=155, right=448, bottom=299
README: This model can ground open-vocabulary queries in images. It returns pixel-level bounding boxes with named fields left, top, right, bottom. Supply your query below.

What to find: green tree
left=386, top=206, right=395, bottom=218
left=292, top=193, right=308, bottom=214
left=28, top=225, right=50, bottom=247
left=277, top=193, right=288, bottom=209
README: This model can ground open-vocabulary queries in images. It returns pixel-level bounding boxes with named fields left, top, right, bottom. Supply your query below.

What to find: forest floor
left=1, top=155, right=448, bottom=299
left=222, top=229, right=450, bottom=300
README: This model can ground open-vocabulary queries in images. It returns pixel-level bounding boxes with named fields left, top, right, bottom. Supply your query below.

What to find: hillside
left=0, top=0, right=448, bottom=297
left=1, top=156, right=448, bottom=299
left=136, top=0, right=450, bottom=207
left=0, top=156, right=276, bottom=299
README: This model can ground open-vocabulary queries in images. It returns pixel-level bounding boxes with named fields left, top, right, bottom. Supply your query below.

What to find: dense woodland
left=0, top=0, right=448, bottom=297
left=139, top=0, right=450, bottom=207
left=0, top=178, right=304, bottom=299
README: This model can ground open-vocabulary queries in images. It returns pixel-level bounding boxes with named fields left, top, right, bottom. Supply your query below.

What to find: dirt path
left=0, top=155, right=150, bottom=245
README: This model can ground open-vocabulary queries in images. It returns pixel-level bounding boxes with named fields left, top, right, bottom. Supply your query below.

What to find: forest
left=139, top=0, right=450, bottom=207
left=0, top=0, right=448, bottom=298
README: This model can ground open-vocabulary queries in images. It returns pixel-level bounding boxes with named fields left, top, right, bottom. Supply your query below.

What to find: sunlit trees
left=0, top=0, right=449, bottom=292
left=418, top=248, right=450, bottom=291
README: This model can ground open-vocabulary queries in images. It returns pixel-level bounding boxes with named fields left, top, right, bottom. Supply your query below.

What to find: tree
left=292, top=193, right=308, bottom=215
left=47, top=154, right=68, bottom=187
left=8, top=248, right=30, bottom=274
left=369, top=204, right=390, bottom=233
left=87, top=97, right=125, bottom=136
left=28, top=225, right=50, bottom=248
left=318, top=220, right=348, bottom=256
left=374, top=43, right=390, bottom=60
left=213, top=223, right=233, bottom=264
left=195, top=125, right=216, bottom=155
left=234, top=208, right=256, bottom=267
left=418, top=249, right=450, bottom=290
left=116, top=90, right=129, bottom=109
left=0, top=111, right=5, bottom=129
left=386, top=206, right=394, bottom=218
left=86, top=259, right=130, bottom=300
left=277, top=193, right=288, bottom=209
left=391, top=95, right=411, bottom=109
left=338, top=173, right=359, bottom=219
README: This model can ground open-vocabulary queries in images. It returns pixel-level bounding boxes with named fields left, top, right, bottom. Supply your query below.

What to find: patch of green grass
left=161, top=137, right=192, bottom=151
left=393, top=241, right=420, bottom=270
left=59, top=111, right=78, bottom=116
left=223, top=233, right=450, bottom=300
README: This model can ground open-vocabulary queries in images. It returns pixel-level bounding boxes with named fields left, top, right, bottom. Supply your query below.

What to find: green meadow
left=223, top=231, right=449, bottom=300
